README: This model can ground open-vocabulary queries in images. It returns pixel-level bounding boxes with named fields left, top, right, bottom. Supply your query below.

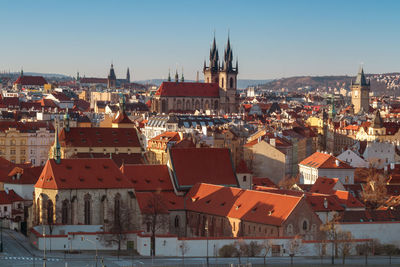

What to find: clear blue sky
left=2, top=0, right=400, bottom=80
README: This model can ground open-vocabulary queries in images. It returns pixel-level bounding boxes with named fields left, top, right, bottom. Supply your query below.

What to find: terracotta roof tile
left=310, top=177, right=339, bottom=194
left=14, top=76, right=47, bottom=86
left=35, top=159, right=133, bottom=190
left=155, top=82, right=220, bottom=97
left=121, top=164, right=173, bottom=191
left=299, top=152, right=353, bottom=169
left=169, top=148, right=238, bottom=189
left=186, top=183, right=303, bottom=226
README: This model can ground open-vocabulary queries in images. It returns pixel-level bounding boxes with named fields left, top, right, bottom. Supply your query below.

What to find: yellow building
left=146, top=132, right=181, bottom=164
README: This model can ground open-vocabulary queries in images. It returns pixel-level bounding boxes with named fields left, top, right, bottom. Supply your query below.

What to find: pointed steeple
left=354, top=66, right=369, bottom=86
left=209, top=33, right=219, bottom=72
left=236, top=56, right=239, bottom=72
left=119, top=93, right=126, bottom=113
left=181, top=68, right=184, bottom=82
left=53, top=120, right=61, bottom=164
left=126, top=68, right=130, bottom=83
left=76, top=71, right=80, bottom=81
left=167, top=69, right=171, bottom=82
left=372, top=109, right=383, bottom=128
left=175, top=69, right=179, bottom=83
left=224, top=33, right=233, bottom=71
left=64, top=108, right=70, bottom=132
left=20, top=68, right=23, bottom=77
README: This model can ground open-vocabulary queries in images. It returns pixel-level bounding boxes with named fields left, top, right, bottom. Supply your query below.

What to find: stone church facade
left=151, top=36, right=238, bottom=114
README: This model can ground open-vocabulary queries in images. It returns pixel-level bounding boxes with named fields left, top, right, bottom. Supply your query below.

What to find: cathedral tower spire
left=126, top=68, right=130, bottom=83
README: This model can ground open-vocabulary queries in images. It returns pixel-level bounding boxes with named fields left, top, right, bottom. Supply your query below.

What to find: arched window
left=302, top=220, right=308, bottom=231
left=114, top=194, right=121, bottom=225
left=204, top=100, right=209, bottom=110
left=221, top=77, right=224, bottom=88
left=176, top=100, right=182, bottom=110
left=287, top=224, right=293, bottom=234
left=195, top=100, right=200, bottom=110
left=174, top=215, right=180, bottom=228
left=62, top=200, right=69, bottom=224
left=47, top=200, right=53, bottom=224
left=161, top=100, right=167, bottom=113
left=84, top=194, right=91, bottom=225
left=230, top=77, right=234, bottom=88
left=186, top=100, right=191, bottom=110
left=243, top=176, right=247, bottom=182
left=214, top=100, right=219, bottom=110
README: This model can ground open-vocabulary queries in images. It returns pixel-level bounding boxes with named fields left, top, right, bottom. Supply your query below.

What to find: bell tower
left=203, top=36, right=220, bottom=84
left=218, top=35, right=238, bottom=113
left=351, top=66, right=370, bottom=114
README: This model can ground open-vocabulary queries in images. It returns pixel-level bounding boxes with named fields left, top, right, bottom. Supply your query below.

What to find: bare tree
left=142, top=190, right=169, bottom=256
left=288, top=236, right=302, bottom=266
left=314, top=240, right=327, bottom=264
left=261, top=239, right=273, bottom=265
left=336, top=230, right=354, bottom=264
left=102, top=196, right=134, bottom=255
left=320, top=212, right=341, bottom=263
left=278, top=175, right=299, bottom=190
left=362, top=169, right=389, bottom=209
left=179, top=240, right=189, bottom=265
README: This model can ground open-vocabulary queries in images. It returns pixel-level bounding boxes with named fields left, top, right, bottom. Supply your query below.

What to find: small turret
left=126, top=67, right=130, bottom=83
left=167, top=69, right=171, bottom=82
left=53, top=120, right=61, bottom=164
left=181, top=68, right=184, bottom=82
left=175, top=70, right=179, bottom=83
left=63, top=109, right=70, bottom=132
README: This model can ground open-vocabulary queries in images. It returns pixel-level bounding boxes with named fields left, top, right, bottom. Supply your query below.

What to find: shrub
left=219, top=244, right=238, bottom=257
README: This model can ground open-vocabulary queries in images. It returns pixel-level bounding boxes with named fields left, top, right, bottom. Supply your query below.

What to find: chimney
left=335, top=159, right=340, bottom=167
left=323, top=198, right=328, bottom=209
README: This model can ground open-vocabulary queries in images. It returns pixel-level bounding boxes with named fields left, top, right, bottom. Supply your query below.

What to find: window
left=229, top=77, right=234, bottom=88
left=84, top=194, right=91, bottom=225
left=243, top=176, right=247, bottom=182
left=47, top=200, right=54, bottom=224
left=174, top=215, right=180, bottom=228
left=114, top=194, right=121, bottom=225
left=287, top=224, right=293, bottom=234
left=302, top=220, right=308, bottom=231
left=10, top=150, right=15, bottom=155
left=4, top=206, right=7, bottom=212
left=62, top=200, right=69, bottom=224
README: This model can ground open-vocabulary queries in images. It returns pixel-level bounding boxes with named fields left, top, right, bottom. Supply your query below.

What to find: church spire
left=175, top=69, right=179, bottom=83
left=53, top=120, right=61, bottom=164
left=354, top=65, right=369, bottom=86
left=126, top=68, right=130, bottom=83
left=181, top=68, right=184, bottom=82
left=168, top=69, right=171, bottom=82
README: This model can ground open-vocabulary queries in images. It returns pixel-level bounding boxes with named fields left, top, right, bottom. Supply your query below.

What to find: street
left=1, top=229, right=400, bottom=266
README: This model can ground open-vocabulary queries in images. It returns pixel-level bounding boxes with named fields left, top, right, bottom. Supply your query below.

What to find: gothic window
left=221, top=78, right=224, bottom=88
left=287, top=224, right=293, bottom=234
left=302, top=220, right=308, bottom=231
left=195, top=100, right=200, bottom=110
left=207, top=77, right=210, bottom=83
left=204, top=100, right=210, bottom=110
left=186, top=100, right=191, bottom=110
left=62, top=200, right=69, bottom=224
left=84, top=194, right=91, bottom=225
left=214, top=100, right=219, bottom=110
left=161, top=100, right=167, bottom=113
left=176, top=100, right=182, bottom=110
left=114, top=194, right=121, bottom=225
left=243, top=176, right=247, bottom=182
left=174, top=215, right=180, bottom=228
left=230, top=77, right=234, bottom=88
left=47, top=200, right=54, bottom=224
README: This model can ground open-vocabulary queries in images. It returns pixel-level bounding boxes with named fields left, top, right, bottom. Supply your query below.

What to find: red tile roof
left=299, top=152, right=353, bottom=169
left=2, top=166, right=44, bottom=185
left=169, top=148, right=238, bottom=190
left=305, top=194, right=345, bottom=212
left=149, top=131, right=180, bottom=143
left=252, top=177, right=277, bottom=188
left=35, top=159, right=133, bottom=190
left=59, top=127, right=141, bottom=148
left=71, top=152, right=144, bottom=166
left=120, top=164, right=173, bottom=191
left=79, top=78, right=107, bottom=84
left=235, top=159, right=251, bottom=174
left=186, top=183, right=303, bottom=226
left=14, top=76, right=47, bottom=86
left=135, top=191, right=183, bottom=214
left=310, top=177, right=340, bottom=194
left=112, top=111, right=133, bottom=124
left=155, top=82, right=220, bottom=97
left=333, top=190, right=364, bottom=209
left=0, top=189, right=24, bottom=204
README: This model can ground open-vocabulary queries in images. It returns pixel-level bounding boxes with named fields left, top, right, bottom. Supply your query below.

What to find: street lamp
left=81, top=237, right=98, bottom=267
left=205, top=219, right=209, bottom=267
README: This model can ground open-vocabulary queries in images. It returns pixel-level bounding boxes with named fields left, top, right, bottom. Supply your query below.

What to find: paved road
left=1, top=230, right=400, bottom=266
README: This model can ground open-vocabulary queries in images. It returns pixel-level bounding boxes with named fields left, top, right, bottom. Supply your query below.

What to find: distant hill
left=136, top=79, right=272, bottom=89
left=259, top=74, right=399, bottom=94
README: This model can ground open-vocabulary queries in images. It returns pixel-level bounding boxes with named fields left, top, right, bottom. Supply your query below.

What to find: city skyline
left=2, top=0, right=400, bottom=80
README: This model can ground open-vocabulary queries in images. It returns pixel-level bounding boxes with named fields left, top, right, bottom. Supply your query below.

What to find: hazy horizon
left=2, top=0, right=400, bottom=80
